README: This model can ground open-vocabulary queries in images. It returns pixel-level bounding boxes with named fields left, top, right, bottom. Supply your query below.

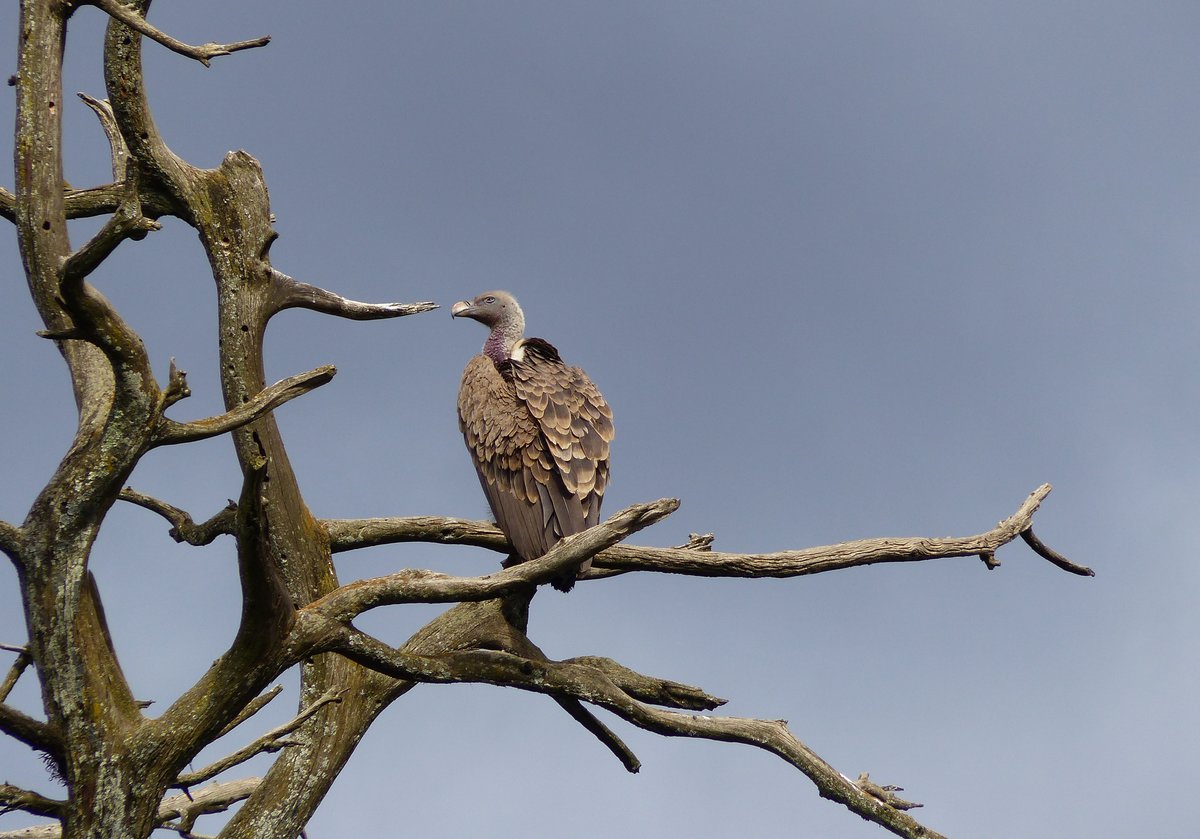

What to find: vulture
left=452, top=291, right=613, bottom=592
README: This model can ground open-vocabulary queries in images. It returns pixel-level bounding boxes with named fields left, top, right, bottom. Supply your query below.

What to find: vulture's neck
left=483, top=318, right=524, bottom=363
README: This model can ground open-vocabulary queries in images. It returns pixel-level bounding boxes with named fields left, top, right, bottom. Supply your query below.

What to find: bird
left=452, top=290, right=613, bottom=592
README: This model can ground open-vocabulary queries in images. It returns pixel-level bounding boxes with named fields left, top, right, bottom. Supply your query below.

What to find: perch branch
left=175, top=690, right=344, bottom=788
left=326, top=485, right=1090, bottom=579
left=119, top=488, right=236, bottom=546
left=214, top=685, right=283, bottom=739
left=302, top=624, right=944, bottom=839
left=269, top=271, right=438, bottom=321
left=86, top=1, right=270, bottom=67
left=153, top=365, right=335, bottom=446
left=311, top=499, right=678, bottom=620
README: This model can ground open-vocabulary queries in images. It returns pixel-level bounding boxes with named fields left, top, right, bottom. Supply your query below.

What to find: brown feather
left=457, top=339, right=613, bottom=591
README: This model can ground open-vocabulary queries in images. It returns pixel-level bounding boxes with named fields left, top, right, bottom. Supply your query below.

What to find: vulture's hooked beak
left=450, top=300, right=474, bottom=319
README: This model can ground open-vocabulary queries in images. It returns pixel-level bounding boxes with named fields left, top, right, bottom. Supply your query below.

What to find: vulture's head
left=450, top=290, right=523, bottom=329
left=452, top=291, right=526, bottom=359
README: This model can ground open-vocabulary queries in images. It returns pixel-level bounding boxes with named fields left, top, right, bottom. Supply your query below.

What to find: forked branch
left=0, top=779, right=263, bottom=839
left=153, top=365, right=336, bottom=446
left=118, top=488, right=236, bottom=546
left=0, top=783, right=63, bottom=820
left=302, top=623, right=944, bottom=839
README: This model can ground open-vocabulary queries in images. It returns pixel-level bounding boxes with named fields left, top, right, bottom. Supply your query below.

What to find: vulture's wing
left=507, top=338, right=613, bottom=549
left=458, top=354, right=557, bottom=563
left=458, top=340, right=613, bottom=590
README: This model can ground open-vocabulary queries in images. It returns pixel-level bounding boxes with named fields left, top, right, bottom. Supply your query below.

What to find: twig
left=309, top=499, right=679, bottom=620
left=215, top=685, right=284, bottom=739
left=269, top=271, right=438, bottom=321
left=553, top=697, right=641, bottom=773
left=87, top=0, right=270, bottom=67
left=118, top=488, right=236, bottom=546
left=1021, top=528, right=1095, bottom=576
left=856, top=772, right=923, bottom=811
left=153, top=365, right=336, bottom=446
left=175, top=690, right=344, bottom=787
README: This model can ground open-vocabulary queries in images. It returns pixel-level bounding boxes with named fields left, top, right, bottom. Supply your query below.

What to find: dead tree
left=0, top=3, right=1092, bottom=838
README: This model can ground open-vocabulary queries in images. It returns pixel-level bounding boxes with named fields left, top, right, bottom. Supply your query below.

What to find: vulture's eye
left=483, top=296, right=496, bottom=304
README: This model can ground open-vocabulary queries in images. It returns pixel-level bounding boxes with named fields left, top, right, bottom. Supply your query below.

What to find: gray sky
left=1, top=2, right=1196, bottom=837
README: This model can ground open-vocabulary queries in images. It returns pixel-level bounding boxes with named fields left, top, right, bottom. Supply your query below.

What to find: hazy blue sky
left=2, top=3, right=1196, bottom=837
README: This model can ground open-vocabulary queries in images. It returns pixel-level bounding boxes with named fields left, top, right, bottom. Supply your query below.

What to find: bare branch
left=157, top=779, right=261, bottom=835
left=1021, top=527, right=1095, bottom=576
left=2, top=183, right=172, bottom=224
left=324, top=514, right=508, bottom=554
left=331, top=485, right=1089, bottom=580
left=0, top=778, right=260, bottom=839
left=60, top=203, right=161, bottom=284
left=215, top=686, right=284, bottom=740
left=161, top=358, right=191, bottom=409
left=856, top=772, right=923, bottom=811
left=561, top=656, right=726, bottom=711
left=1, top=648, right=31, bottom=702
left=0, top=784, right=63, bottom=820
left=307, top=624, right=945, bottom=839
left=153, top=365, right=336, bottom=446
left=86, top=1, right=270, bottom=67
left=310, top=499, right=679, bottom=620
left=270, top=271, right=438, bottom=321
left=553, top=697, right=640, bottom=773
left=175, top=690, right=344, bottom=788
left=0, top=522, right=21, bottom=563
left=77, top=93, right=129, bottom=180
left=0, top=703, right=63, bottom=760
left=118, top=488, right=236, bottom=546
